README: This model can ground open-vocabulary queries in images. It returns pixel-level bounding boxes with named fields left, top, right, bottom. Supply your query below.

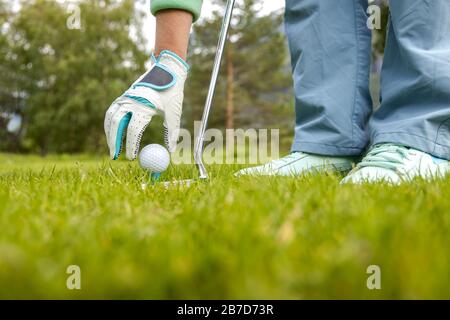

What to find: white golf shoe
left=234, top=152, right=355, bottom=177
left=341, top=143, right=450, bottom=184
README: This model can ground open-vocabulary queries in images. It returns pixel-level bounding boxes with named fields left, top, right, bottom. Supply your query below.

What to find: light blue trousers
left=285, top=0, right=450, bottom=159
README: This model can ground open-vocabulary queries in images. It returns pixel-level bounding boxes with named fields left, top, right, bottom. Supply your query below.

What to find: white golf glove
left=104, top=50, right=189, bottom=160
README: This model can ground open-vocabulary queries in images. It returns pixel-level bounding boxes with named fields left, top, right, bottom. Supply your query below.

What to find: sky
left=140, top=0, right=285, bottom=50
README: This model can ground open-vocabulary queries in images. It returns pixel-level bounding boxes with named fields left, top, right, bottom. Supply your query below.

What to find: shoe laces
left=358, top=144, right=411, bottom=171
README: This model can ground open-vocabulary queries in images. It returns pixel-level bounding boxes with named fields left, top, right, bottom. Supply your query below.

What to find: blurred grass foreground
left=0, top=153, right=449, bottom=299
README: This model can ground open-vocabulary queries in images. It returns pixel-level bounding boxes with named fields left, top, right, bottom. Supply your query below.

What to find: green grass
left=0, top=153, right=449, bottom=299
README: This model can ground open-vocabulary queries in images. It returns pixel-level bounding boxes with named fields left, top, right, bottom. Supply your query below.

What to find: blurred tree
left=0, top=0, right=24, bottom=152
left=2, top=0, right=147, bottom=154
left=184, top=0, right=292, bottom=132
left=0, top=1, right=12, bottom=112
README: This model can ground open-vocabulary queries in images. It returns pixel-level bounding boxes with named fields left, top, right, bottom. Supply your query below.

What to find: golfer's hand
left=104, top=50, right=189, bottom=160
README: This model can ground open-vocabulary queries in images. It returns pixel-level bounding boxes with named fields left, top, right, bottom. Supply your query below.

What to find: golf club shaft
left=195, top=0, right=236, bottom=179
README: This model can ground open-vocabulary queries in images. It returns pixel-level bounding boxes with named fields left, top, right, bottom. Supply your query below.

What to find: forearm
left=151, top=0, right=203, bottom=60
left=154, top=10, right=192, bottom=60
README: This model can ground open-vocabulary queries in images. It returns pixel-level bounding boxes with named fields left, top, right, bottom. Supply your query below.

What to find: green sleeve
left=151, top=0, right=203, bottom=22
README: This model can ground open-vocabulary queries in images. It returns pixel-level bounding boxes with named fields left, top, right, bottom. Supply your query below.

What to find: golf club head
left=196, top=162, right=208, bottom=180
left=194, top=137, right=208, bottom=179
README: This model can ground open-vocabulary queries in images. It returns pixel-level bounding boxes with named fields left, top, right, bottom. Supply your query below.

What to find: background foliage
left=0, top=0, right=147, bottom=154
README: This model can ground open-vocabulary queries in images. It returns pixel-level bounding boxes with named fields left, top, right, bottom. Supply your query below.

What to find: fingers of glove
left=163, top=113, right=181, bottom=153
left=125, top=112, right=153, bottom=160
left=104, top=102, right=121, bottom=149
left=108, top=109, right=133, bottom=160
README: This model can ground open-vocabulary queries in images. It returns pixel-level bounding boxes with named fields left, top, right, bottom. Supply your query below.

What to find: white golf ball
left=139, top=144, right=170, bottom=173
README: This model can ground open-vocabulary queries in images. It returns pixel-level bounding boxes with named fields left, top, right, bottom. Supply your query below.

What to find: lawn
left=0, top=153, right=449, bottom=299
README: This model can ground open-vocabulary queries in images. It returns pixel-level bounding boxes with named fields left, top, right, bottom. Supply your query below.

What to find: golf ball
left=139, top=144, right=170, bottom=173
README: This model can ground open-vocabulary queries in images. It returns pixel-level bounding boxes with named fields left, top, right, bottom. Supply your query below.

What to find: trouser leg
left=370, top=0, right=450, bottom=159
left=285, top=0, right=372, bottom=156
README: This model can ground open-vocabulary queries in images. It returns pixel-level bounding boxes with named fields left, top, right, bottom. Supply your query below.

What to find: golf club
left=194, top=0, right=236, bottom=180
left=161, top=0, right=236, bottom=188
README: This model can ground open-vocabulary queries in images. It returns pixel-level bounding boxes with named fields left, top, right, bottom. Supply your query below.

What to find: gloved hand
left=104, top=50, right=189, bottom=160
